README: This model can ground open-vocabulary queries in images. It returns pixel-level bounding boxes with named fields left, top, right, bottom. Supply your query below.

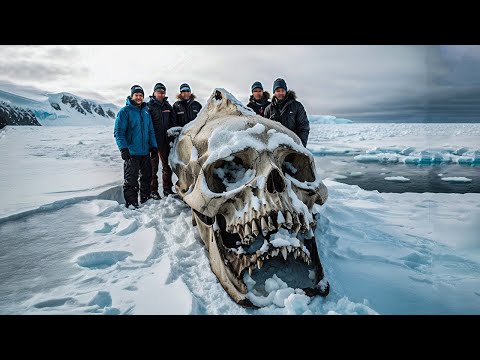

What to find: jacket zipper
left=139, top=106, right=144, bottom=154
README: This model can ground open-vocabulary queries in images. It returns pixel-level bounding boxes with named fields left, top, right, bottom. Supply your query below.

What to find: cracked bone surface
left=169, top=88, right=329, bottom=307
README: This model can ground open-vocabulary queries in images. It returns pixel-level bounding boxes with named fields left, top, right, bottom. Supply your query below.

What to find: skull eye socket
left=206, top=156, right=255, bottom=193
left=282, top=153, right=315, bottom=182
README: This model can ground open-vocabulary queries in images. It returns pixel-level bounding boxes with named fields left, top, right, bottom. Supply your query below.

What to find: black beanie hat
left=154, top=83, right=166, bottom=92
left=131, top=85, right=144, bottom=97
left=273, top=78, right=287, bottom=92
left=251, top=81, right=263, bottom=92
left=179, top=83, right=191, bottom=92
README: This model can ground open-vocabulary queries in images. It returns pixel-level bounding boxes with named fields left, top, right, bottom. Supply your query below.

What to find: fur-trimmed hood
left=249, top=91, right=270, bottom=103
left=176, top=93, right=197, bottom=101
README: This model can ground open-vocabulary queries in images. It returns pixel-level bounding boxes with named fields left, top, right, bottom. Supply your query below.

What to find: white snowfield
left=0, top=126, right=122, bottom=220
left=1, top=125, right=479, bottom=314
left=308, top=123, right=480, bottom=165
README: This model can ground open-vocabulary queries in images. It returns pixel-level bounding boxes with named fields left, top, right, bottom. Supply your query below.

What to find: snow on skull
left=169, top=89, right=329, bottom=308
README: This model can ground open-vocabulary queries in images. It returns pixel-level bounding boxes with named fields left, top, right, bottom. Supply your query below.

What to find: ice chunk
left=384, top=176, right=410, bottom=182
left=441, top=177, right=472, bottom=183
left=273, top=288, right=295, bottom=307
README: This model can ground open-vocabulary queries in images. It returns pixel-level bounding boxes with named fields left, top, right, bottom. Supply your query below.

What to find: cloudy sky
left=0, top=45, right=479, bottom=121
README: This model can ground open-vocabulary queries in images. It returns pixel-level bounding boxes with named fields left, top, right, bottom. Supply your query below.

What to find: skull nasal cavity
left=267, top=169, right=285, bottom=193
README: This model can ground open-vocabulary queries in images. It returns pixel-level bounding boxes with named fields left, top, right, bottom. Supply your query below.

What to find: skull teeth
left=244, top=223, right=252, bottom=237
left=267, top=216, right=276, bottom=232
left=285, top=211, right=293, bottom=229
left=239, top=244, right=312, bottom=276
left=257, top=258, right=263, bottom=269
left=260, top=217, right=268, bottom=236
left=251, top=219, right=259, bottom=237
left=236, top=224, right=244, bottom=237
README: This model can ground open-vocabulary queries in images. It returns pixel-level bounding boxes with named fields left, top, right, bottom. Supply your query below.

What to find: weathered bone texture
left=169, top=88, right=328, bottom=306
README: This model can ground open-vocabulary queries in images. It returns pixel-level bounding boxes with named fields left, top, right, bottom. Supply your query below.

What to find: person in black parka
left=246, top=81, right=271, bottom=117
left=172, top=83, right=202, bottom=127
left=264, top=78, right=310, bottom=147
left=147, top=82, right=177, bottom=198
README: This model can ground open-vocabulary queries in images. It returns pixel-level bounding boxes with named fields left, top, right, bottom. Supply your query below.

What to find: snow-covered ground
left=0, top=126, right=122, bottom=220
left=1, top=124, right=479, bottom=314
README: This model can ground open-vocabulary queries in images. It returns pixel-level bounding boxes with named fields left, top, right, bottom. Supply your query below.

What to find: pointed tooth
left=260, top=217, right=268, bottom=236
left=248, top=266, right=252, bottom=276
left=244, top=223, right=252, bottom=237
left=285, top=211, right=293, bottom=229
left=266, top=255, right=269, bottom=260
left=293, top=213, right=300, bottom=225
left=251, top=219, right=259, bottom=237
left=277, top=211, right=285, bottom=225
left=287, top=245, right=292, bottom=253
left=293, top=214, right=301, bottom=232
left=281, top=247, right=288, bottom=260
left=236, top=224, right=244, bottom=238
left=294, top=250, right=298, bottom=259
left=257, top=259, right=263, bottom=269
left=267, top=216, right=276, bottom=231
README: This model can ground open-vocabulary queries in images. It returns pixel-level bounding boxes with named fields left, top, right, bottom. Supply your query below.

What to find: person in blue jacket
left=114, top=85, right=158, bottom=208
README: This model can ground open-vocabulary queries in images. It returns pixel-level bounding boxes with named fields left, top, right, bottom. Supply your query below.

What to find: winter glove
left=121, top=148, right=131, bottom=161
left=150, top=147, right=158, bottom=159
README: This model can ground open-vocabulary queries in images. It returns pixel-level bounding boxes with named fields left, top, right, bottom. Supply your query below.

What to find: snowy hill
left=308, top=115, right=353, bottom=124
left=0, top=83, right=119, bottom=128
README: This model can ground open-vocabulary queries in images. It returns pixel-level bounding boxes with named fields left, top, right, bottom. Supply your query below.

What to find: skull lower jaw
left=193, top=210, right=330, bottom=308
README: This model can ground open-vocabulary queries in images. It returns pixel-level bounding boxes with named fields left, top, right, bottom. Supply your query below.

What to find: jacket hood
left=249, top=91, right=271, bottom=103
left=176, top=93, right=197, bottom=101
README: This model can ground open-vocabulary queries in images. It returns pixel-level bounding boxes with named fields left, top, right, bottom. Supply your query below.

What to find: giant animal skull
left=169, top=89, right=329, bottom=307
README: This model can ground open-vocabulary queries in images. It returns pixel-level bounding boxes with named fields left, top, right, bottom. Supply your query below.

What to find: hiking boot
left=126, top=202, right=139, bottom=209
left=150, top=191, right=161, bottom=200
left=163, top=189, right=175, bottom=197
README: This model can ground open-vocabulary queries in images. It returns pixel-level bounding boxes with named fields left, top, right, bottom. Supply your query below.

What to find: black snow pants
left=123, top=155, right=152, bottom=207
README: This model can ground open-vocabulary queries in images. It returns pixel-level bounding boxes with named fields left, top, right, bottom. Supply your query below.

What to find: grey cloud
left=2, top=45, right=479, bottom=122
left=0, top=46, right=85, bottom=83
left=0, top=61, right=87, bottom=82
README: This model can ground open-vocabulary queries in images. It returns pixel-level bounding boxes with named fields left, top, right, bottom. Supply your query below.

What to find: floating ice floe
left=384, top=176, right=411, bottom=182
left=440, top=177, right=472, bottom=183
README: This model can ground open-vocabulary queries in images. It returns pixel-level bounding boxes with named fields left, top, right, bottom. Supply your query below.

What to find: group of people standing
left=114, top=78, right=309, bottom=208
left=114, top=82, right=202, bottom=208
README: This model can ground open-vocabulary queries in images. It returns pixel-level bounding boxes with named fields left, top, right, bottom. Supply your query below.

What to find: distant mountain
left=0, top=83, right=120, bottom=129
